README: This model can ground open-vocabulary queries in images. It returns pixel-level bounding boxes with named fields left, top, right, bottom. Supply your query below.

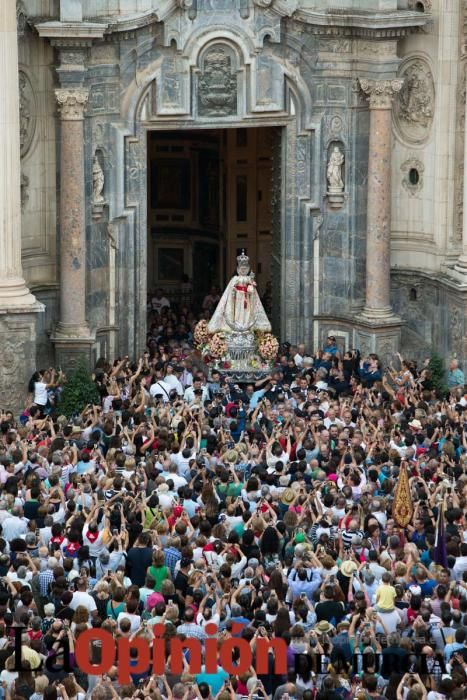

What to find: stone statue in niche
left=327, top=145, right=345, bottom=210
left=92, top=154, right=105, bottom=220
left=92, top=155, right=105, bottom=204
left=198, top=46, right=237, bottom=117
left=327, top=146, right=344, bottom=191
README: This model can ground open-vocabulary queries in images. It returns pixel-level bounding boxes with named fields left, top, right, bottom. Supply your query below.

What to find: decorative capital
left=55, top=88, right=89, bottom=120
left=359, top=78, right=404, bottom=109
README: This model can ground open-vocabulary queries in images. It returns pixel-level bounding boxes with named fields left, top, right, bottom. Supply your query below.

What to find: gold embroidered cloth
left=392, top=463, right=413, bottom=528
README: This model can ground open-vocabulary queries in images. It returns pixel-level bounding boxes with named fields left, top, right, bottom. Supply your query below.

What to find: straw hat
left=340, top=560, right=358, bottom=578
left=281, top=488, right=295, bottom=505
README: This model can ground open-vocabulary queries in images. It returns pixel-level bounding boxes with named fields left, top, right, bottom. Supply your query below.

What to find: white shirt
left=183, top=386, right=209, bottom=405
left=117, top=611, right=141, bottom=633
left=151, top=296, right=170, bottom=313
left=150, top=380, right=173, bottom=402
left=33, top=382, right=48, bottom=407
left=294, top=353, right=304, bottom=368
left=2, top=515, right=28, bottom=540
left=69, top=591, right=97, bottom=614
left=164, top=374, right=184, bottom=396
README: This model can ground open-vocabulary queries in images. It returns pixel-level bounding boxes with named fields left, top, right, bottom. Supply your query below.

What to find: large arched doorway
left=115, top=23, right=317, bottom=357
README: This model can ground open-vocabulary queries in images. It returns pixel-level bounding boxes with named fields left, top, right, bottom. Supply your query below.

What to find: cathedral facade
left=3, top=0, right=467, bottom=403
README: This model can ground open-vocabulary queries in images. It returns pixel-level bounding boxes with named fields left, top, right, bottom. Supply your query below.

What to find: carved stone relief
left=401, top=157, right=424, bottom=196
left=393, top=57, right=435, bottom=144
left=16, top=1, right=27, bottom=36
left=408, top=0, right=432, bottom=11
left=20, top=171, right=29, bottom=211
left=19, top=70, right=36, bottom=158
left=318, top=38, right=351, bottom=54
left=198, top=45, right=237, bottom=117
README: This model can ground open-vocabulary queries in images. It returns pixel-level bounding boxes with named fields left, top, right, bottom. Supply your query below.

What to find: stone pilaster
left=51, top=87, right=94, bottom=372
left=354, top=78, right=404, bottom=362
left=0, top=1, right=43, bottom=411
left=455, top=72, right=467, bottom=275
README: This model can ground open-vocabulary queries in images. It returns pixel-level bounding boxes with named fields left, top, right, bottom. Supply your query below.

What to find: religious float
left=194, top=251, right=279, bottom=381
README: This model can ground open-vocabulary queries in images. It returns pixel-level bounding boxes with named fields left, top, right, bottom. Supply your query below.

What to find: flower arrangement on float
left=193, top=320, right=279, bottom=370
left=257, top=332, right=279, bottom=362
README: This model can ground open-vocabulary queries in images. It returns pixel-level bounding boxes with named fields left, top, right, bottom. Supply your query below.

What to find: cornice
left=293, top=8, right=430, bottom=38
left=35, top=20, right=107, bottom=41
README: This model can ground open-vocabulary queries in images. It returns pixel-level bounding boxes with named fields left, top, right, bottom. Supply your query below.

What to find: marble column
left=55, top=88, right=89, bottom=335
left=359, top=78, right=403, bottom=318
left=0, top=2, right=39, bottom=308
left=0, top=2, right=43, bottom=411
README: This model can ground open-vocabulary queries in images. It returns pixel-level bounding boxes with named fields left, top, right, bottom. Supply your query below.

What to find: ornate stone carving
left=55, top=88, right=89, bottom=120
left=20, top=172, right=29, bottom=211
left=253, top=0, right=298, bottom=15
left=408, top=0, right=432, bottom=11
left=19, top=70, right=36, bottom=158
left=329, top=115, right=343, bottom=134
left=393, top=58, right=435, bottom=143
left=401, top=157, right=425, bottom=196
left=16, top=1, right=27, bottom=36
left=313, top=215, right=324, bottom=240
left=319, top=38, right=352, bottom=54
left=359, top=78, right=404, bottom=109
left=198, top=46, right=237, bottom=117
left=357, top=41, right=396, bottom=58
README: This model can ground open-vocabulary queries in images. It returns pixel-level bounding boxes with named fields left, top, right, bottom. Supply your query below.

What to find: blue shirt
left=195, top=667, right=229, bottom=694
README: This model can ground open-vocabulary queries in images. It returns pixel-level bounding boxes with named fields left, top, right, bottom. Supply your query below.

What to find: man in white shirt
left=164, top=365, right=184, bottom=396
left=294, top=344, right=306, bottom=368
left=453, top=544, right=467, bottom=581
left=69, top=578, right=98, bottom=617
left=151, top=289, right=170, bottom=314
left=2, top=507, right=28, bottom=540
left=150, top=377, right=173, bottom=403
left=183, top=378, right=209, bottom=405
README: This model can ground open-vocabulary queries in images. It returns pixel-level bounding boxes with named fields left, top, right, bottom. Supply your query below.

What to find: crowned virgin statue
left=208, top=251, right=271, bottom=334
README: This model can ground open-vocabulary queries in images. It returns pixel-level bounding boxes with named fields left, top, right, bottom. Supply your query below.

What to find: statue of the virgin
left=208, top=251, right=271, bottom=333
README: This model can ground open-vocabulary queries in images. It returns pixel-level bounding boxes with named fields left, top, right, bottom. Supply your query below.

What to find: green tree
left=59, top=356, right=99, bottom=418
left=428, top=353, right=448, bottom=398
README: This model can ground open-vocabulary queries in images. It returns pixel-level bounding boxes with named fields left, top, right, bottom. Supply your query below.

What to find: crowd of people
left=1, top=292, right=466, bottom=700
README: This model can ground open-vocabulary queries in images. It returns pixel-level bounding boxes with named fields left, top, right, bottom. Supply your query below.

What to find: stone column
left=353, top=78, right=404, bottom=366
left=359, top=78, right=403, bottom=318
left=0, top=1, right=43, bottom=411
left=455, top=77, right=467, bottom=274
left=0, top=2, right=39, bottom=309
left=55, top=88, right=89, bottom=333
left=52, top=87, right=94, bottom=369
